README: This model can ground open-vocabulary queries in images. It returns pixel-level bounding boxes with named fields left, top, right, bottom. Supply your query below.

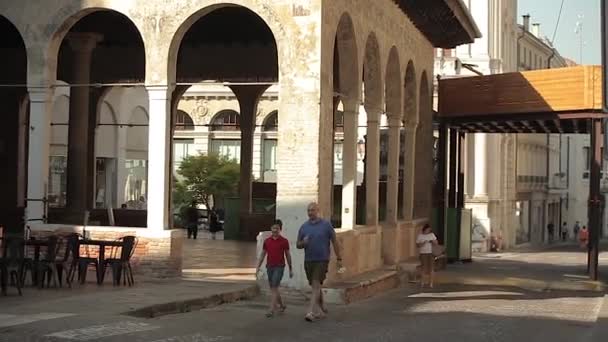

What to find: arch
left=334, top=12, right=360, bottom=103
left=403, top=61, right=418, bottom=126
left=0, top=15, right=27, bottom=83
left=175, top=110, right=195, bottom=131
left=52, top=9, right=146, bottom=83
left=210, top=110, right=241, bottom=131
left=170, top=5, right=278, bottom=83
left=363, top=32, right=382, bottom=114
left=262, top=110, right=278, bottom=132
left=385, top=47, right=402, bottom=119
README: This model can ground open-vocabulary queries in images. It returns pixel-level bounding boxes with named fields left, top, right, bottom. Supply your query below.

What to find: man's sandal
left=279, top=305, right=287, bottom=313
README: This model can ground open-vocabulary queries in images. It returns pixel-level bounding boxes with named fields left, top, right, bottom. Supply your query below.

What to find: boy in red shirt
left=256, top=219, right=293, bottom=317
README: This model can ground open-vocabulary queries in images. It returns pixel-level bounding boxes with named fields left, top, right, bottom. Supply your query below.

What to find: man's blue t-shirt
left=297, top=219, right=336, bottom=262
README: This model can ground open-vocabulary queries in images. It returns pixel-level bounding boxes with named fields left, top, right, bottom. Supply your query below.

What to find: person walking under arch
left=297, top=202, right=343, bottom=322
left=256, top=220, right=293, bottom=318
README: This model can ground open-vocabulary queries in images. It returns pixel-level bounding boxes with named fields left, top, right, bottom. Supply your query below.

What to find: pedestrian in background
left=416, top=224, right=438, bottom=288
left=573, top=221, right=581, bottom=241
left=579, top=225, right=589, bottom=248
left=184, top=201, right=199, bottom=240
left=256, top=220, right=293, bottom=318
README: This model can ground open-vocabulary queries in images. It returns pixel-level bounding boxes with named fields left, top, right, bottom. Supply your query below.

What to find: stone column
left=26, top=88, right=53, bottom=223
left=402, top=125, right=417, bottom=221
left=230, top=85, right=269, bottom=215
left=65, top=33, right=102, bottom=219
left=341, top=103, right=359, bottom=229
left=146, top=85, right=173, bottom=232
left=386, top=117, right=401, bottom=224
left=365, top=113, right=380, bottom=226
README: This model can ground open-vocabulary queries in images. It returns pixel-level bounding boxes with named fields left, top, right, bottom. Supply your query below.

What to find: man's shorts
left=304, top=261, right=329, bottom=285
left=266, top=266, right=285, bottom=288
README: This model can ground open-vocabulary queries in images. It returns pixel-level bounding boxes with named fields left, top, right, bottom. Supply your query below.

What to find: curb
left=435, top=273, right=606, bottom=293
left=124, top=284, right=260, bottom=318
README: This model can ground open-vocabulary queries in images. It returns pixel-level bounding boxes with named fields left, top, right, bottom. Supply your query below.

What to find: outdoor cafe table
left=78, top=239, right=124, bottom=285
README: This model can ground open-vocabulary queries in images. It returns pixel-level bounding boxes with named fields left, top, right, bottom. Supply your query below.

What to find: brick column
left=365, top=114, right=380, bottom=226
left=146, top=85, right=173, bottom=232
left=341, top=103, right=359, bottom=229
left=386, top=117, right=401, bottom=224
left=402, top=125, right=417, bottom=221
left=65, top=33, right=103, bottom=220
left=26, top=88, right=54, bottom=223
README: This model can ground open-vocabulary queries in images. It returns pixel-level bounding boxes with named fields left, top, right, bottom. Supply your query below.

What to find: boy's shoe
left=279, top=305, right=287, bottom=314
left=266, top=311, right=275, bottom=318
left=304, top=312, right=316, bottom=322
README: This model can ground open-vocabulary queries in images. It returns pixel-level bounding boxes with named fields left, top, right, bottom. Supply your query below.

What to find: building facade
left=0, top=0, right=478, bottom=286
left=434, top=1, right=570, bottom=251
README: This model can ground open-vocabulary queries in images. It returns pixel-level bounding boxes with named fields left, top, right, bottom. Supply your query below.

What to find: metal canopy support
left=588, top=118, right=602, bottom=280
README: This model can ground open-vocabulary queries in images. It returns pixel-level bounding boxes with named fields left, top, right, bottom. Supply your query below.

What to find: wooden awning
left=438, top=66, right=607, bottom=134
left=394, top=0, right=481, bottom=48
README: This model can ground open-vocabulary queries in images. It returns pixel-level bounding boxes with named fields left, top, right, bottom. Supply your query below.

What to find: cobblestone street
left=0, top=243, right=606, bottom=342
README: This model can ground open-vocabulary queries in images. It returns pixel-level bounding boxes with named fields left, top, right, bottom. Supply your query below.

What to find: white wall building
left=435, top=1, right=572, bottom=250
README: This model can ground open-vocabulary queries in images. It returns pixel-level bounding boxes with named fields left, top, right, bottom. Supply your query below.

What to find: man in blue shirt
left=297, top=202, right=342, bottom=322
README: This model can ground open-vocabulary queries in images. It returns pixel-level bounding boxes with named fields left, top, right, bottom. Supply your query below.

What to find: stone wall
left=382, top=219, right=427, bottom=265
left=29, top=225, right=183, bottom=278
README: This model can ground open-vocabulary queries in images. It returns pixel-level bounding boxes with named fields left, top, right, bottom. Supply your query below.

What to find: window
left=175, top=110, right=195, bottom=131
left=263, top=139, right=277, bottom=171
left=173, top=139, right=195, bottom=170
left=124, top=159, right=148, bottom=207
left=263, top=111, right=278, bottom=131
left=211, top=139, right=241, bottom=162
left=210, top=110, right=240, bottom=131
left=48, top=156, right=67, bottom=208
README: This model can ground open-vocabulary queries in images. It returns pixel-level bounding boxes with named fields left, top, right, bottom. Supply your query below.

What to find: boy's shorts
left=266, top=266, right=285, bottom=288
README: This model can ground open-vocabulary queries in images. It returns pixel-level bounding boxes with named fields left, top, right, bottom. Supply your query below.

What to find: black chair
left=70, top=236, right=100, bottom=285
left=104, top=236, right=137, bottom=286
left=36, top=236, right=59, bottom=289
left=56, top=233, right=83, bottom=287
left=0, top=237, right=25, bottom=296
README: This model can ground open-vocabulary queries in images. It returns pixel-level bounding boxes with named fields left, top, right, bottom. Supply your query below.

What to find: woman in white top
left=416, top=224, right=438, bottom=288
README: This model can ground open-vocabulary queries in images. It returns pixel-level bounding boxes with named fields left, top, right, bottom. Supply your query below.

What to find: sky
left=518, top=0, right=601, bottom=64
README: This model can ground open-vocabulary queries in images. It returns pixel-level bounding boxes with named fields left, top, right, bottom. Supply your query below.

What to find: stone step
left=323, top=267, right=401, bottom=305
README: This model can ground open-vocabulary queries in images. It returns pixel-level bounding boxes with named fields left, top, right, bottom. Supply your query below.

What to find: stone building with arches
left=0, top=1, right=478, bottom=286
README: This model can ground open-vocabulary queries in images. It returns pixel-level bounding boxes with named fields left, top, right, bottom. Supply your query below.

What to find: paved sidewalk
left=0, top=278, right=258, bottom=318
left=436, top=242, right=608, bottom=292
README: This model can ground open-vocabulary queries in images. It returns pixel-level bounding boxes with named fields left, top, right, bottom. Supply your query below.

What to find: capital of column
left=67, top=33, right=104, bottom=53
left=146, top=85, right=174, bottom=101
left=27, top=87, right=53, bottom=103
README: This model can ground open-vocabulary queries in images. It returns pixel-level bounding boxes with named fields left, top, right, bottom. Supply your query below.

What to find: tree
left=176, top=153, right=240, bottom=211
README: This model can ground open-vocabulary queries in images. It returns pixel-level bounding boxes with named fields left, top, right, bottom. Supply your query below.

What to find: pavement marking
left=0, top=313, right=75, bottom=328
left=148, top=334, right=232, bottom=342
left=408, top=291, right=524, bottom=299
left=45, top=321, right=158, bottom=341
